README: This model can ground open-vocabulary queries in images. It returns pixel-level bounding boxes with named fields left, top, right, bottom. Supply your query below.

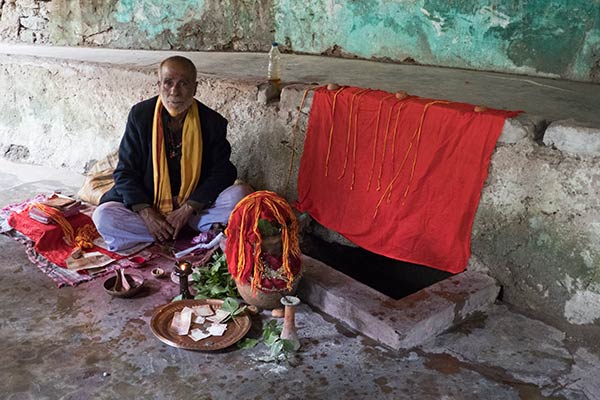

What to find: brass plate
left=150, top=299, right=251, bottom=351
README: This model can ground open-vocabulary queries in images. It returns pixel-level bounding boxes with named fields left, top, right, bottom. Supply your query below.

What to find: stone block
left=298, top=255, right=500, bottom=350
left=20, top=16, right=47, bottom=31
left=543, top=119, right=600, bottom=156
left=279, top=83, right=314, bottom=115
left=498, top=113, right=545, bottom=144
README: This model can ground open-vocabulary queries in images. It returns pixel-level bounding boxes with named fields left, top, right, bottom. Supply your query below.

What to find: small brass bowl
left=103, top=273, right=144, bottom=298
left=151, top=267, right=166, bottom=279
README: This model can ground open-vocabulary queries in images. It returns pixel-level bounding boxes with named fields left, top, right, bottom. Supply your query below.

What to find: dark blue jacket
left=100, top=96, right=237, bottom=208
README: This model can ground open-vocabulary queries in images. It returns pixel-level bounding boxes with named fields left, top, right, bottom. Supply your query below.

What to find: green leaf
left=189, top=250, right=239, bottom=300
left=232, top=305, right=247, bottom=316
left=263, top=330, right=280, bottom=346
left=171, top=294, right=183, bottom=302
left=221, top=297, right=240, bottom=313
left=238, top=338, right=259, bottom=349
left=269, top=340, right=284, bottom=357
left=257, top=219, right=281, bottom=236
left=281, top=339, right=296, bottom=353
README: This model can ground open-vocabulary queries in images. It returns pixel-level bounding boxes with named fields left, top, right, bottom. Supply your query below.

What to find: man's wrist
left=132, top=203, right=151, bottom=213
left=185, top=200, right=206, bottom=214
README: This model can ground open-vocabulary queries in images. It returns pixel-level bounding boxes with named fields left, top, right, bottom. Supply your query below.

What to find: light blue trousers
left=92, top=184, right=252, bottom=252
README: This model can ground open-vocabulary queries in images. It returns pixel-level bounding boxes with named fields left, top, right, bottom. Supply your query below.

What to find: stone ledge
left=298, top=255, right=500, bottom=350
left=543, top=119, right=600, bottom=156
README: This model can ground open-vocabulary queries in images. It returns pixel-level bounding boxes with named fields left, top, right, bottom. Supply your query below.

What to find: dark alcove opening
left=301, top=233, right=452, bottom=300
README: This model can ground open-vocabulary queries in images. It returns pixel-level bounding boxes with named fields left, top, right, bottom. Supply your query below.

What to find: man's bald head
left=158, top=56, right=197, bottom=82
left=158, top=56, right=198, bottom=117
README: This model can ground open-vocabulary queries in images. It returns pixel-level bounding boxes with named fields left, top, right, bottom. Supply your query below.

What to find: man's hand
left=165, top=203, right=195, bottom=240
left=138, top=207, right=174, bottom=243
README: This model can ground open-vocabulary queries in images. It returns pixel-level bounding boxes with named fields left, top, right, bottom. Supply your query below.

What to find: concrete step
left=298, top=255, right=500, bottom=350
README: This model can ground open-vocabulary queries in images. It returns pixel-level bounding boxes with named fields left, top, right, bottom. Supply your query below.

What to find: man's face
left=159, top=61, right=197, bottom=117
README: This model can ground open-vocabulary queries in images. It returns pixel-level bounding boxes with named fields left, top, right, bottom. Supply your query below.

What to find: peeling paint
left=1, top=0, right=599, bottom=82
left=113, top=0, right=206, bottom=39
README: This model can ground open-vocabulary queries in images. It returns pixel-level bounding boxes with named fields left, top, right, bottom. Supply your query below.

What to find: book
left=28, top=195, right=82, bottom=224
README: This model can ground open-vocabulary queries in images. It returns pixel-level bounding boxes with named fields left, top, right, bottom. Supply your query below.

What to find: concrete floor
left=1, top=164, right=600, bottom=399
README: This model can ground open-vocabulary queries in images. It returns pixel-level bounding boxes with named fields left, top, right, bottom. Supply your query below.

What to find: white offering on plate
left=189, top=328, right=211, bottom=341
left=207, top=323, right=228, bottom=337
left=192, top=305, right=214, bottom=317
left=170, top=307, right=193, bottom=335
left=193, top=315, right=206, bottom=324
left=207, top=309, right=229, bottom=324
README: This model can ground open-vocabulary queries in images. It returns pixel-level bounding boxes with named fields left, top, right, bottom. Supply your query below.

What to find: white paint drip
left=420, top=8, right=445, bottom=36
left=479, top=6, right=510, bottom=29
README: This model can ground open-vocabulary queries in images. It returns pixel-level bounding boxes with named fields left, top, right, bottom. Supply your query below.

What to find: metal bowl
left=103, top=272, right=145, bottom=298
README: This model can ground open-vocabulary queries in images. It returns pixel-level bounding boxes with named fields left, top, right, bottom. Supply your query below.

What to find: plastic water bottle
left=267, top=42, right=281, bottom=83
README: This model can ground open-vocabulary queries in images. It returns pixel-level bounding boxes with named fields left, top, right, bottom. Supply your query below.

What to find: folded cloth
left=296, top=86, right=520, bottom=274
left=8, top=209, right=123, bottom=268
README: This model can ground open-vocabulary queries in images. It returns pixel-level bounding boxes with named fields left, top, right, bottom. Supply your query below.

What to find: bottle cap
left=272, top=41, right=278, bottom=46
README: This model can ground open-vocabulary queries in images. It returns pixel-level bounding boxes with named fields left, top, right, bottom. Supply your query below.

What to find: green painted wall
left=1, top=0, right=599, bottom=81
left=275, top=0, right=600, bottom=82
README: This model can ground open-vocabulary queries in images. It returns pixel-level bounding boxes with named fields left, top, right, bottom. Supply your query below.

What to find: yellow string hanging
left=324, top=87, right=347, bottom=176
left=373, top=100, right=450, bottom=219
left=337, top=88, right=370, bottom=181
left=284, top=85, right=319, bottom=193
left=366, top=94, right=395, bottom=191
left=376, top=100, right=402, bottom=191
left=386, top=102, right=407, bottom=201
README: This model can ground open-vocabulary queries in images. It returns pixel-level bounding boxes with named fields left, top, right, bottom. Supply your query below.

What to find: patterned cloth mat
left=0, top=194, right=219, bottom=288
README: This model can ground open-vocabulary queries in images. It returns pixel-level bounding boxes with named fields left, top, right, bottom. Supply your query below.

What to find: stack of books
left=29, top=196, right=82, bottom=224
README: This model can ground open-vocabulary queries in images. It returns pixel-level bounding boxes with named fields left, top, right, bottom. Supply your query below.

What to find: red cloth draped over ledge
left=296, top=86, right=520, bottom=274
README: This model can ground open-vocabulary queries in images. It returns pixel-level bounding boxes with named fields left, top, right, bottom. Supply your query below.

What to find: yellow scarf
left=152, top=97, right=203, bottom=215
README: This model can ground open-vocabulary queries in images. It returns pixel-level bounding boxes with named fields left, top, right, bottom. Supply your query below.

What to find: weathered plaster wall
left=472, top=140, right=600, bottom=330
left=0, top=0, right=599, bottom=82
left=1, top=56, right=599, bottom=332
left=0, top=0, right=274, bottom=50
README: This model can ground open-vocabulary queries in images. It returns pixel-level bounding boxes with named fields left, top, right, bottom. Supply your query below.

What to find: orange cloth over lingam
left=296, top=86, right=520, bottom=274
left=225, top=191, right=300, bottom=292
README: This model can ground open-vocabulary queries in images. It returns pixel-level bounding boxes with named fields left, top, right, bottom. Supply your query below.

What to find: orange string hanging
left=324, top=87, right=347, bottom=176
left=337, top=88, right=369, bottom=181
left=284, top=86, right=318, bottom=192
left=366, top=94, right=395, bottom=191
left=386, top=102, right=407, bottom=202
left=350, top=90, right=372, bottom=190
left=403, top=101, right=450, bottom=199
left=373, top=100, right=449, bottom=219
left=376, top=99, right=403, bottom=191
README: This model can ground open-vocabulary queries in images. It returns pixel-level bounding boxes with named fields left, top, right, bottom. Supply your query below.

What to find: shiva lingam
left=280, top=295, right=301, bottom=351
left=174, top=260, right=193, bottom=300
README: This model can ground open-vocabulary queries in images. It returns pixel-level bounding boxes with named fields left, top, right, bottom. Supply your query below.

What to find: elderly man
left=93, top=56, right=250, bottom=252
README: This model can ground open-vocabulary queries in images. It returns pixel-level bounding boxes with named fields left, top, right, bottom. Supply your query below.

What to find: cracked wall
left=0, top=0, right=599, bottom=82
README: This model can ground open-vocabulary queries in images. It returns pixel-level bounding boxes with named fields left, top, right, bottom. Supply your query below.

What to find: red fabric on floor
left=296, top=86, right=520, bottom=274
left=8, top=211, right=122, bottom=268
